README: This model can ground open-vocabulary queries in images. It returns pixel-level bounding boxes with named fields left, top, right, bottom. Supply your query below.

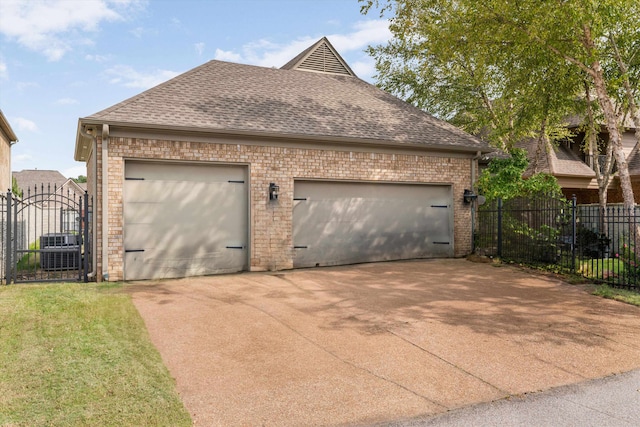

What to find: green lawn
left=593, top=284, right=640, bottom=306
left=0, top=282, right=191, bottom=427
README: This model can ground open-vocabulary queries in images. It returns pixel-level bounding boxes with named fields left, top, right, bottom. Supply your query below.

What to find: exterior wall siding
left=0, top=132, right=11, bottom=192
left=95, top=136, right=475, bottom=281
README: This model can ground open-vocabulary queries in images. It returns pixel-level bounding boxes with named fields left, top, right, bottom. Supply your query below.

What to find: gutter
left=75, top=119, right=494, bottom=159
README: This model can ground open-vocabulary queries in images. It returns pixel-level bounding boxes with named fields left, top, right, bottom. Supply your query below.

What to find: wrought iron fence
left=476, top=194, right=640, bottom=291
left=2, top=185, right=92, bottom=285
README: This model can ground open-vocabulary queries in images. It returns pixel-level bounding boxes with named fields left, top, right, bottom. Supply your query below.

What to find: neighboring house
left=12, top=170, right=86, bottom=245
left=0, top=110, right=19, bottom=192
left=519, top=118, right=638, bottom=204
left=74, top=37, right=491, bottom=282
left=13, top=169, right=85, bottom=206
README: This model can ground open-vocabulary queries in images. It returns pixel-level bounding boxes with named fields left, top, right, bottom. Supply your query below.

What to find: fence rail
left=476, top=195, right=640, bottom=291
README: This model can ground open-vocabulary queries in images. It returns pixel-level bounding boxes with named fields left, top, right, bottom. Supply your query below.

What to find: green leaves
left=477, top=148, right=562, bottom=201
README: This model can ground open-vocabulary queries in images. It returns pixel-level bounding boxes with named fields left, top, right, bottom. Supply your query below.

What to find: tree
left=11, top=176, right=22, bottom=198
left=73, top=175, right=87, bottom=184
left=362, top=0, right=640, bottom=211
left=476, top=148, right=561, bottom=202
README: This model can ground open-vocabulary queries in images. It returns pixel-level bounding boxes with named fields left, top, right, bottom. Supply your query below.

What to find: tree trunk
left=610, top=34, right=640, bottom=145
left=583, top=26, right=635, bottom=211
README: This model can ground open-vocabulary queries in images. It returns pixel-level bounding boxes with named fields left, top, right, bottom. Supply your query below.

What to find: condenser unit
left=40, top=233, right=81, bottom=270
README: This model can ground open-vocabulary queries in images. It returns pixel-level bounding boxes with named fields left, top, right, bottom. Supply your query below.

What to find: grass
left=577, top=257, right=625, bottom=278
left=0, top=282, right=191, bottom=427
left=593, top=283, right=640, bottom=307
left=16, top=241, right=40, bottom=272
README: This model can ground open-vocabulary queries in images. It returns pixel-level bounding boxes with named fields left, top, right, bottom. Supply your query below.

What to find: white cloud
left=16, top=82, right=39, bottom=91
left=0, top=0, right=146, bottom=61
left=350, top=61, right=377, bottom=80
left=195, top=42, right=205, bottom=56
left=214, top=49, right=242, bottom=63
left=85, top=53, right=113, bottom=62
left=130, top=26, right=145, bottom=38
left=63, top=165, right=88, bottom=179
left=13, top=117, right=39, bottom=132
left=211, top=19, right=391, bottom=77
left=104, top=64, right=180, bottom=89
left=56, top=97, right=79, bottom=105
left=12, top=153, right=34, bottom=164
left=0, top=59, right=7, bottom=79
left=327, top=20, right=391, bottom=52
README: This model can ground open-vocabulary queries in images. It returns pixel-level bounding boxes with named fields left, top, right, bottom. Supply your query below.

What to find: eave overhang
left=74, top=118, right=492, bottom=162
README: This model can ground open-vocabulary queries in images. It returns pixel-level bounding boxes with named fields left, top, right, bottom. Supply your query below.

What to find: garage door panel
left=124, top=162, right=247, bottom=280
left=293, top=181, right=453, bottom=267
left=125, top=247, right=244, bottom=281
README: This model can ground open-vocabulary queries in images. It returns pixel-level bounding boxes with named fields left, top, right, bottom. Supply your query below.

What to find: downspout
left=102, top=124, right=110, bottom=281
left=79, top=126, right=97, bottom=279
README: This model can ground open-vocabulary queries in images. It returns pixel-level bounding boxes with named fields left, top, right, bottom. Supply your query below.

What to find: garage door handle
left=226, top=246, right=245, bottom=249
left=125, top=249, right=145, bottom=252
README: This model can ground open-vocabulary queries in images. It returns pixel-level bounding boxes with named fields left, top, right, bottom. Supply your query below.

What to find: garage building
left=74, top=37, right=491, bottom=281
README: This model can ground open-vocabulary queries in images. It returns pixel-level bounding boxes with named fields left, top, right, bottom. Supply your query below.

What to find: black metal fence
left=476, top=194, right=640, bottom=290
left=1, top=185, right=92, bottom=285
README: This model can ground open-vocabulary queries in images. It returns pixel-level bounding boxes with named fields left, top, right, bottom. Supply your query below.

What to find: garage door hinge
left=125, top=177, right=145, bottom=180
left=228, top=180, right=245, bottom=184
left=430, top=205, right=448, bottom=208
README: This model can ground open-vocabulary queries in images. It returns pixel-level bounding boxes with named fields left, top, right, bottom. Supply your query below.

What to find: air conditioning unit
left=40, top=233, right=81, bottom=270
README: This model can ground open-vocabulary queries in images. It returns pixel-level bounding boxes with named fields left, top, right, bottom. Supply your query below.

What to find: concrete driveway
left=128, top=259, right=640, bottom=426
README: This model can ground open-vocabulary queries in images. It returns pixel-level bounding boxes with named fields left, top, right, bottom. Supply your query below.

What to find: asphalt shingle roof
left=84, top=58, right=488, bottom=152
left=517, top=138, right=595, bottom=178
left=13, top=170, right=68, bottom=192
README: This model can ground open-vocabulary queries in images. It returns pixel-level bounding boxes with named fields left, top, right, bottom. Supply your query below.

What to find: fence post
left=497, top=198, right=503, bottom=258
left=571, top=195, right=577, bottom=272
left=5, top=190, right=12, bottom=284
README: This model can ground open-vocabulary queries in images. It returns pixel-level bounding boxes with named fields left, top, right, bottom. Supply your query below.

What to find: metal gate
left=1, top=185, right=92, bottom=285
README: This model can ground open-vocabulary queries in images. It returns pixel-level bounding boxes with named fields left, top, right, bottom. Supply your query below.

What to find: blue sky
left=0, top=0, right=390, bottom=180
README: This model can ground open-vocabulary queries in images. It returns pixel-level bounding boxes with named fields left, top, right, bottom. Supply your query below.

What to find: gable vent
left=281, top=37, right=356, bottom=77
left=298, top=44, right=352, bottom=75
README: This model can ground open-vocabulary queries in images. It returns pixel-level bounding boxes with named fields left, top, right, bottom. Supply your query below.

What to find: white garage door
left=293, top=181, right=453, bottom=268
left=124, top=161, right=248, bottom=280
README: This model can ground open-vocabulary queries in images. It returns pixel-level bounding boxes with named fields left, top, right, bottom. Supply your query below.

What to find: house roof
left=517, top=138, right=596, bottom=178
left=12, top=170, right=85, bottom=196
left=76, top=38, right=489, bottom=160
left=13, top=170, right=68, bottom=192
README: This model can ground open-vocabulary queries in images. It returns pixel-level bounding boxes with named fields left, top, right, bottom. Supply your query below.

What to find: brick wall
left=94, top=136, right=476, bottom=281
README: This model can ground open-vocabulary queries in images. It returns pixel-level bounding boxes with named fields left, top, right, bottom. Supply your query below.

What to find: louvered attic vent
left=281, top=37, right=356, bottom=77
left=298, top=44, right=351, bottom=75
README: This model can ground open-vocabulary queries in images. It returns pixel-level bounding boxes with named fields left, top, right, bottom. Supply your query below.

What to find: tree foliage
left=476, top=149, right=561, bottom=201
left=11, top=176, right=22, bottom=198
left=362, top=0, right=640, bottom=208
